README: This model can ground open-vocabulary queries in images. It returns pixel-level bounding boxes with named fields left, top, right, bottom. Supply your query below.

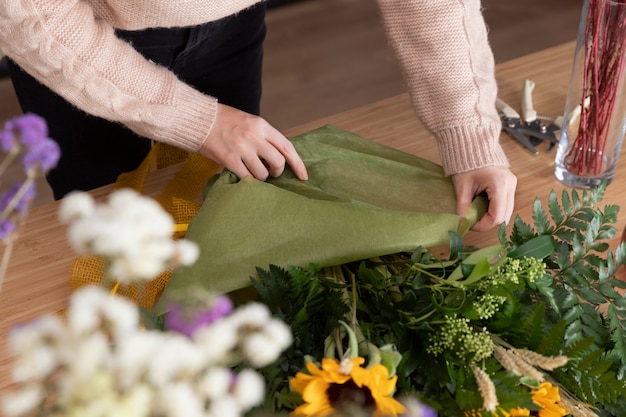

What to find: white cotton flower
left=65, top=333, right=111, bottom=385
left=241, top=332, right=283, bottom=368
left=68, top=286, right=108, bottom=334
left=206, top=396, right=241, bottom=417
left=108, top=243, right=173, bottom=283
left=89, top=219, right=134, bottom=255
left=193, top=319, right=238, bottom=364
left=55, top=369, right=117, bottom=415
left=114, top=332, right=163, bottom=389
left=176, top=239, right=199, bottom=266
left=1, top=384, right=43, bottom=417
left=115, top=384, right=153, bottom=417
left=68, top=286, right=139, bottom=339
left=197, top=367, right=232, bottom=399
left=65, top=216, right=101, bottom=253
left=261, top=319, right=293, bottom=352
left=8, top=315, right=70, bottom=381
left=146, top=334, right=204, bottom=387
left=61, top=189, right=184, bottom=283
left=32, top=314, right=68, bottom=345
left=156, top=383, right=205, bottom=417
left=58, top=191, right=95, bottom=223
left=229, top=302, right=271, bottom=329
left=239, top=318, right=292, bottom=367
left=11, top=345, right=58, bottom=382
left=232, top=369, right=265, bottom=411
left=109, top=189, right=173, bottom=235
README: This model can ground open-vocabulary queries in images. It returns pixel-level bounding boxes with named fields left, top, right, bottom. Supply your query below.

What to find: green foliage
left=503, top=183, right=626, bottom=410
left=251, top=264, right=350, bottom=412
left=252, top=182, right=626, bottom=415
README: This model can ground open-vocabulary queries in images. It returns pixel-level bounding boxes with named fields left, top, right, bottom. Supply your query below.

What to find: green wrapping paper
left=159, top=125, right=487, bottom=303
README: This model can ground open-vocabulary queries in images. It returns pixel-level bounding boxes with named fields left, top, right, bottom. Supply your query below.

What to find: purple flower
left=0, top=129, right=16, bottom=153
left=420, top=405, right=437, bottom=417
left=0, top=182, right=36, bottom=217
left=2, top=113, right=59, bottom=172
left=22, top=137, right=60, bottom=172
left=165, top=294, right=234, bottom=337
left=0, top=219, right=16, bottom=240
left=401, top=397, right=438, bottom=417
left=7, top=113, right=48, bottom=146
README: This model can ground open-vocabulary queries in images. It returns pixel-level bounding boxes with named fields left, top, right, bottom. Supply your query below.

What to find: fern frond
left=532, top=197, right=553, bottom=234
left=547, top=190, right=564, bottom=226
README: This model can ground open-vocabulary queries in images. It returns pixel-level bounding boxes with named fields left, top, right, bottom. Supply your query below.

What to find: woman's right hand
left=200, top=103, right=308, bottom=181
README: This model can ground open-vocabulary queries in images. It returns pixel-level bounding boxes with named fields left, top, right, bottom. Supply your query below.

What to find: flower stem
left=565, top=0, right=626, bottom=176
left=0, top=234, right=15, bottom=297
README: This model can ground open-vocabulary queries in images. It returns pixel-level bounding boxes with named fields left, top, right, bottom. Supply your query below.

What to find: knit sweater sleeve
left=376, top=0, right=509, bottom=175
left=0, top=0, right=226, bottom=153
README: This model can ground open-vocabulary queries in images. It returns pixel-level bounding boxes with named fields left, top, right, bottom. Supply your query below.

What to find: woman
left=0, top=0, right=516, bottom=231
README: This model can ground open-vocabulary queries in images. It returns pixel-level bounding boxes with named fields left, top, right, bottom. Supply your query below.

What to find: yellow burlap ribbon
left=68, top=144, right=220, bottom=309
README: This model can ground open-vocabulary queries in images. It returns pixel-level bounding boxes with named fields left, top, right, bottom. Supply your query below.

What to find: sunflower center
left=327, top=380, right=376, bottom=411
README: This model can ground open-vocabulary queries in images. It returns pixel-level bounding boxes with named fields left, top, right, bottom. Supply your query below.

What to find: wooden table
left=1, top=41, right=625, bottom=392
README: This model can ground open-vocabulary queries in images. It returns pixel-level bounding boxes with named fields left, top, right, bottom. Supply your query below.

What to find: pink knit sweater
left=0, top=0, right=508, bottom=175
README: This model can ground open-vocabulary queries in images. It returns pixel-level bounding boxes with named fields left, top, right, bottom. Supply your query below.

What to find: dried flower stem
left=0, top=234, right=15, bottom=296
left=493, top=345, right=545, bottom=381
left=565, top=0, right=626, bottom=176
left=470, top=364, right=499, bottom=413
left=0, top=176, right=34, bottom=220
left=512, top=348, right=569, bottom=371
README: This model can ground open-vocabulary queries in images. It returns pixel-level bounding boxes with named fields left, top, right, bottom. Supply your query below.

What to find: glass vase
left=554, top=0, right=626, bottom=189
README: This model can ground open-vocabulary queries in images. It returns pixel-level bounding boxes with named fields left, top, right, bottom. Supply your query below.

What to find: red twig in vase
left=565, top=0, right=626, bottom=176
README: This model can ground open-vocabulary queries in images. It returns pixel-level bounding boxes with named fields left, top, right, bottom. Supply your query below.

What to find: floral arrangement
left=1, top=113, right=626, bottom=417
left=2, top=283, right=294, bottom=417
left=249, top=184, right=626, bottom=416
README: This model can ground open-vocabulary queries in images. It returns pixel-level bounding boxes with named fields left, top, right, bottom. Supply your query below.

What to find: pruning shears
left=496, top=79, right=561, bottom=154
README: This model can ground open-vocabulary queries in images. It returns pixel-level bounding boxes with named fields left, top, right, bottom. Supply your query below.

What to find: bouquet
left=250, top=184, right=626, bottom=417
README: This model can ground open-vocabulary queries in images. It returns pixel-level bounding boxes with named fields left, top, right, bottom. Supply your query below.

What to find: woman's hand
left=452, top=166, right=517, bottom=232
left=200, top=103, right=308, bottom=181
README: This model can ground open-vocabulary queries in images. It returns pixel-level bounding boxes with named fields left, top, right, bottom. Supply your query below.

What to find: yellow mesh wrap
left=69, top=143, right=220, bottom=308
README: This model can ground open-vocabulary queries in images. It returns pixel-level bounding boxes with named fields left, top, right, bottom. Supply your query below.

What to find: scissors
left=496, top=79, right=561, bottom=154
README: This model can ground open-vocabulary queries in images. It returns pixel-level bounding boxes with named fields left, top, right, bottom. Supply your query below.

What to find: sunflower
left=530, top=382, right=568, bottom=417
left=499, top=382, right=567, bottom=417
left=289, top=357, right=407, bottom=417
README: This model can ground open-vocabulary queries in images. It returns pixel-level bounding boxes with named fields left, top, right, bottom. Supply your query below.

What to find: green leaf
left=578, top=287, right=608, bottom=305
left=571, top=188, right=581, bottom=210
left=572, top=233, right=585, bottom=261
left=563, top=337, right=595, bottom=358
left=456, top=258, right=491, bottom=286
left=508, top=235, right=555, bottom=259
left=447, top=244, right=503, bottom=282
left=448, top=231, right=464, bottom=261
left=510, top=216, right=536, bottom=245
left=497, top=222, right=507, bottom=245
left=532, top=197, right=553, bottom=234
left=548, top=189, right=564, bottom=226
left=564, top=320, right=583, bottom=346
left=533, top=273, right=559, bottom=313
left=509, top=303, right=545, bottom=350
left=563, top=304, right=582, bottom=324
left=537, top=320, right=566, bottom=356
left=559, top=188, right=573, bottom=216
